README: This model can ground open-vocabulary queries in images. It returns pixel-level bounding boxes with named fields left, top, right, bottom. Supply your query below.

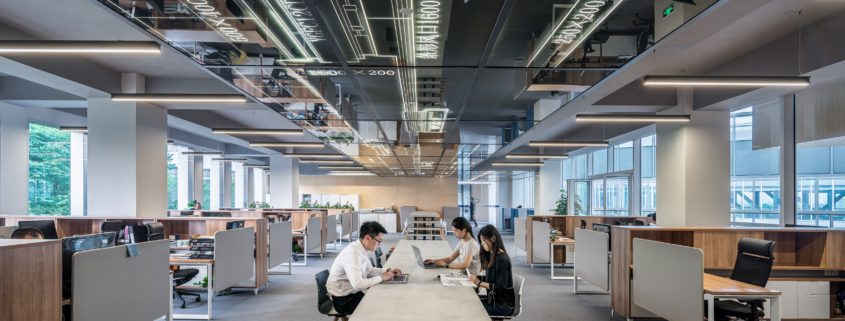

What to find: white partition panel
left=306, top=217, right=322, bottom=253
left=632, top=238, right=703, bottom=321
left=574, top=229, right=610, bottom=291
left=326, top=214, right=338, bottom=243
left=340, top=212, right=353, bottom=240
left=72, top=240, right=170, bottom=321
left=214, top=227, right=256, bottom=292
left=514, top=218, right=526, bottom=258
left=269, top=221, right=292, bottom=268
left=532, top=221, right=551, bottom=264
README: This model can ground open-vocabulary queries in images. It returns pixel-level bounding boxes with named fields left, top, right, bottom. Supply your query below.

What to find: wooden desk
left=704, top=273, right=781, bottom=321
left=170, top=255, right=215, bottom=320
left=524, top=215, right=650, bottom=265
left=550, top=237, right=575, bottom=280
left=0, top=239, right=62, bottom=321
left=349, top=240, right=491, bottom=321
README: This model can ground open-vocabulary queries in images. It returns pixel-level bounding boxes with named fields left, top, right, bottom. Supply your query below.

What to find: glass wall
left=166, top=146, right=179, bottom=210
left=28, top=124, right=72, bottom=215
left=511, top=171, right=535, bottom=208
left=640, top=135, right=657, bottom=215
left=729, top=101, right=782, bottom=225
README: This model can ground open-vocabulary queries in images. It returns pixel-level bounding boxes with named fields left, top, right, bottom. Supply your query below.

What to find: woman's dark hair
left=451, top=217, right=474, bottom=239
left=478, top=224, right=507, bottom=269
left=11, top=227, right=44, bottom=239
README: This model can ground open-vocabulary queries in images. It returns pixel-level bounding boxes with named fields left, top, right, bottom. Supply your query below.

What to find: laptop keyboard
left=392, top=274, right=408, bottom=282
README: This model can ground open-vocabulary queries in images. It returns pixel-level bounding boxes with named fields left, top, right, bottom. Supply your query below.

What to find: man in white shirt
left=327, top=221, right=403, bottom=314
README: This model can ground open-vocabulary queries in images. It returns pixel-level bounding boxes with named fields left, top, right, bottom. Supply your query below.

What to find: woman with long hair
left=469, top=224, right=515, bottom=316
left=424, top=217, right=481, bottom=274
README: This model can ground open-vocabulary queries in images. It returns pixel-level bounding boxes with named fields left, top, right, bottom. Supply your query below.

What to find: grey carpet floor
left=173, top=229, right=635, bottom=321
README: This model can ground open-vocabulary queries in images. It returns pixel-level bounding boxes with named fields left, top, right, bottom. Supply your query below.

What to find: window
left=729, top=101, right=782, bottom=225
left=166, top=146, right=178, bottom=210
left=590, top=149, right=607, bottom=175
left=640, top=135, right=657, bottom=215
left=614, top=141, right=634, bottom=171
left=28, top=124, right=72, bottom=215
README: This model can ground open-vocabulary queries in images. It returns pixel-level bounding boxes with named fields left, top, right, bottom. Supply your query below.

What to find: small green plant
left=298, top=200, right=354, bottom=210
left=554, top=189, right=582, bottom=215
left=193, top=276, right=208, bottom=288
left=249, top=201, right=271, bottom=209
left=186, top=200, right=200, bottom=210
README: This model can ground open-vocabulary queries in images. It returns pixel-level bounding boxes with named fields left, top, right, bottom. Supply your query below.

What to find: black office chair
left=579, top=219, right=587, bottom=229
left=713, top=238, right=776, bottom=321
left=172, top=267, right=201, bottom=308
left=315, top=270, right=349, bottom=321
left=101, top=221, right=125, bottom=244
left=491, top=273, right=525, bottom=321
left=146, top=222, right=165, bottom=241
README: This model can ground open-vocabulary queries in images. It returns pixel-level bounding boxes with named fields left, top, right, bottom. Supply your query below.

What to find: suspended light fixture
left=284, top=153, right=345, bottom=158
left=212, top=128, right=303, bottom=135
left=328, top=171, right=376, bottom=176
left=299, top=159, right=355, bottom=164
left=58, top=126, right=87, bottom=133
left=528, top=141, right=609, bottom=147
left=181, top=151, right=224, bottom=156
left=249, top=142, right=325, bottom=148
left=111, top=94, right=247, bottom=103
left=643, top=76, right=810, bottom=87
left=318, top=166, right=365, bottom=170
left=0, top=41, right=161, bottom=54
left=575, top=114, right=691, bottom=123
left=505, top=154, right=568, bottom=159
left=491, top=162, right=544, bottom=167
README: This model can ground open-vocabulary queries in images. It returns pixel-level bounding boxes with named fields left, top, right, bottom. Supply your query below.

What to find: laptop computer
left=413, top=245, right=437, bottom=269
left=382, top=273, right=409, bottom=284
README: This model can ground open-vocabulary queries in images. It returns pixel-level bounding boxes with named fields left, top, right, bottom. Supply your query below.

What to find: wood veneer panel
left=610, top=227, right=631, bottom=316
left=695, top=231, right=763, bottom=269
left=763, top=232, right=798, bottom=266
left=795, top=232, right=827, bottom=267
left=822, top=231, right=845, bottom=268
left=0, top=240, right=62, bottom=321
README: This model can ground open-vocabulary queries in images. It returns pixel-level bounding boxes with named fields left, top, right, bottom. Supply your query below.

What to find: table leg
left=549, top=243, right=554, bottom=279
left=207, top=263, right=213, bottom=320
left=705, top=294, right=714, bottom=321
left=770, top=296, right=780, bottom=321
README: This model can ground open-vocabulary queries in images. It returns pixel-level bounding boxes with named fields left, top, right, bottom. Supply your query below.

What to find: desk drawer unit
left=765, top=281, right=829, bottom=319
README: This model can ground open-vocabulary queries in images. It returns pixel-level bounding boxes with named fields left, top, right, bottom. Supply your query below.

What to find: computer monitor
left=226, top=220, right=245, bottom=230
left=19, top=220, right=59, bottom=239
left=592, top=223, right=611, bottom=234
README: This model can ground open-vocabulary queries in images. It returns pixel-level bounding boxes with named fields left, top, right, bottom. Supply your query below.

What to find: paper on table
left=439, top=272, right=475, bottom=287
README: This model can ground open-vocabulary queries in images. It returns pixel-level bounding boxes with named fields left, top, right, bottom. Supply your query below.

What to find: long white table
left=349, top=240, right=491, bottom=321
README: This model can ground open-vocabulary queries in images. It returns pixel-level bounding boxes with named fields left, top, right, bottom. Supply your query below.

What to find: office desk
left=550, top=237, right=575, bottom=280
left=170, top=256, right=214, bottom=320
left=349, top=240, right=491, bottom=321
left=704, top=273, right=781, bottom=321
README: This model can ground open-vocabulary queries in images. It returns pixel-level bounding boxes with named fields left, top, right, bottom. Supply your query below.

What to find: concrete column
left=656, top=110, right=731, bottom=227
left=246, top=168, right=256, bottom=205
left=177, top=152, right=191, bottom=210
left=0, top=104, right=29, bottom=215
left=537, top=159, right=563, bottom=215
left=209, top=160, right=221, bottom=210
left=191, top=155, right=204, bottom=205
left=269, top=155, right=299, bottom=208
left=70, top=132, right=86, bottom=216
left=533, top=98, right=562, bottom=121
left=781, top=95, right=796, bottom=226
left=87, top=74, right=167, bottom=218
left=234, top=162, right=245, bottom=208
left=221, top=161, right=232, bottom=208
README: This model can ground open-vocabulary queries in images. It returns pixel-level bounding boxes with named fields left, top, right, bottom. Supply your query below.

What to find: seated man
left=11, top=227, right=44, bottom=239
left=327, top=221, right=402, bottom=314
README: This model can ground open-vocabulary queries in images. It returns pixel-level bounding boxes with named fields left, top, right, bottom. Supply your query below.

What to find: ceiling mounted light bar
left=528, top=141, right=609, bottom=147
left=505, top=154, right=569, bottom=159
left=328, top=171, right=376, bottom=176
left=299, top=159, right=355, bottom=165
left=181, top=151, right=224, bottom=156
left=249, top=142, right=325, bottom=148
left=0, top=41, right=161, bottom=54
left=643, top=75, right=811, bottom=87
left=211, top=158, right=248, bottom=162
left=212, top=128, right=303, bottom=135
left=575, top=114, right=691, bottom=123
left=284, top=153, right=345, bottom=158
left=58, top=126, right=87, bottom=133
left=491, top=162, right=545, bottom=167
left=242, top=164, right=270, bottom=169
left=318, top=166, right=365, bottom=170
left=111, top=94, right=247, bottom=103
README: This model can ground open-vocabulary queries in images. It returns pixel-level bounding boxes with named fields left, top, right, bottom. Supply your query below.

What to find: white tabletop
left=349, top=240, right=491, bottom=321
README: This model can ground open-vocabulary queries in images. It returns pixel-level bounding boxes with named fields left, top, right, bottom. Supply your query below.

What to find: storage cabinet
left=357, top=213, right=397, bottom=233
left=765, top=281, right=829, bottom=319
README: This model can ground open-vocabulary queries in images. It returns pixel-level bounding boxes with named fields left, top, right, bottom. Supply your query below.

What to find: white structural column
left=246, top=168, right=255, bottom=205
left=234, top=162, right=245, bottom=208
left=70, top=132, right=86, bottom=216
left=536, top=159, right=564, bottom=215
left=191, top=155, right=204, bottom=205
left=221, top=161, right=232, bottom=208
left=177, top=152, right=191, bottom=210
left=533, top=98, right=562, bottom=122
left=87, top=74, right=168, bottom=218
left=209, top=159, right=229, bottom=210
left=656, top=109, right=731, bottom=227
left=0, top=103, right=30, bottom=215
left=269, top=155, right=299, bottom=208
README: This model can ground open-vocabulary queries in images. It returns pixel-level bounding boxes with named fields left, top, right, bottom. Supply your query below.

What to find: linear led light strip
left=270, top=0, right=324, bottom=62
left=553, top=0, right=626, bottom=68
left=643, top=76, right=811, bottom=87
left=249, top=142, right=325, bottom=148
left=285, top=153, right=346, bottom=158
left=0, top=41, right=161, bottom=54
left=525, top=1, right=579, bottom=67
left=318, top=166, right=364, bottom=170
left=575, top=114, right=691, bottom=123
left=111, top=94, right=246, bottom=103
left=529, top=141, right=609, bottom=147
left=329, top=171, right=375, bottom=176
left=505, top=154, right=569, bottom=159
left=181, top=151, right=223, bottom=155
left=299, top=159, right=355, bottom=164
left=212, top=128, right=303, bottom=135
left=492, top=162, right=544, bottom=167
left=230, top=0, right=296, bottom=60
left=58, top=126, right=88, bottom=132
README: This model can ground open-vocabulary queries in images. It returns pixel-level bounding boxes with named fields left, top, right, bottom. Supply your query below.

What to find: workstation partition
left=522, top=215, right=651, bottom=265
left=268, top=221, right=293, bottom=275
left=611, top=226, right=845, bottom=319
left=0, top=239, right=62, bottom=321
left=573, top=228, right=610, bottom=294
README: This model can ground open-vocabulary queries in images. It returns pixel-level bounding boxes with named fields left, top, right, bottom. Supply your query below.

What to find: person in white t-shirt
left=424, top=217, right=481, bottom=275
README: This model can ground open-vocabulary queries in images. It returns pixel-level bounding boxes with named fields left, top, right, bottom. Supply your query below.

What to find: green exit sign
left=663, top=3, right=675, bottom=17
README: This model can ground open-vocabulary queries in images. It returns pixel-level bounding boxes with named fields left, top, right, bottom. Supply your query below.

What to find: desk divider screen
left=72, top=240, right=170, bottom=321
left=632, top=238, right=703, bottom=321
left=306, top=217, right=322, bottom=253
left=514, top=218, right=526, bottom=257
left=532, top=221, right=551, bottom=264
left=340, top=212, right=352, bottom=239
left=213, top=227, right=256, bottom=293
left=326, top=215, right=337, bottom=244
left=269, top=221, right=292, bottom=268
left=574, top=228, right=610, bottom=291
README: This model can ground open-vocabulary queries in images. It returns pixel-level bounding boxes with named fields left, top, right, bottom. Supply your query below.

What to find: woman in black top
left=469, top=224, right=515, bottom=316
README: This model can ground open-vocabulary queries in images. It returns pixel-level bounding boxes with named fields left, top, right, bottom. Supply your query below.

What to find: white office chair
left=491, top=273, right=525, bottom=320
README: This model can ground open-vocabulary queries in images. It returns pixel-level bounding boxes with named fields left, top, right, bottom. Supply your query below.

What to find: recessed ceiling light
left=505, top=154, right=568, bottom=159
left=249, top=142, right=325, bottom=148
left=643, top=75, right=810, bottom=87
left=528, top=141, right=609, bottom=147
left=575, top=114, right=691, bottom=123
left=111, top=94, right=247, bottom=103
left=212, top=128, right=303, bottom=135
left=0, top=41, right=161, bottom=54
